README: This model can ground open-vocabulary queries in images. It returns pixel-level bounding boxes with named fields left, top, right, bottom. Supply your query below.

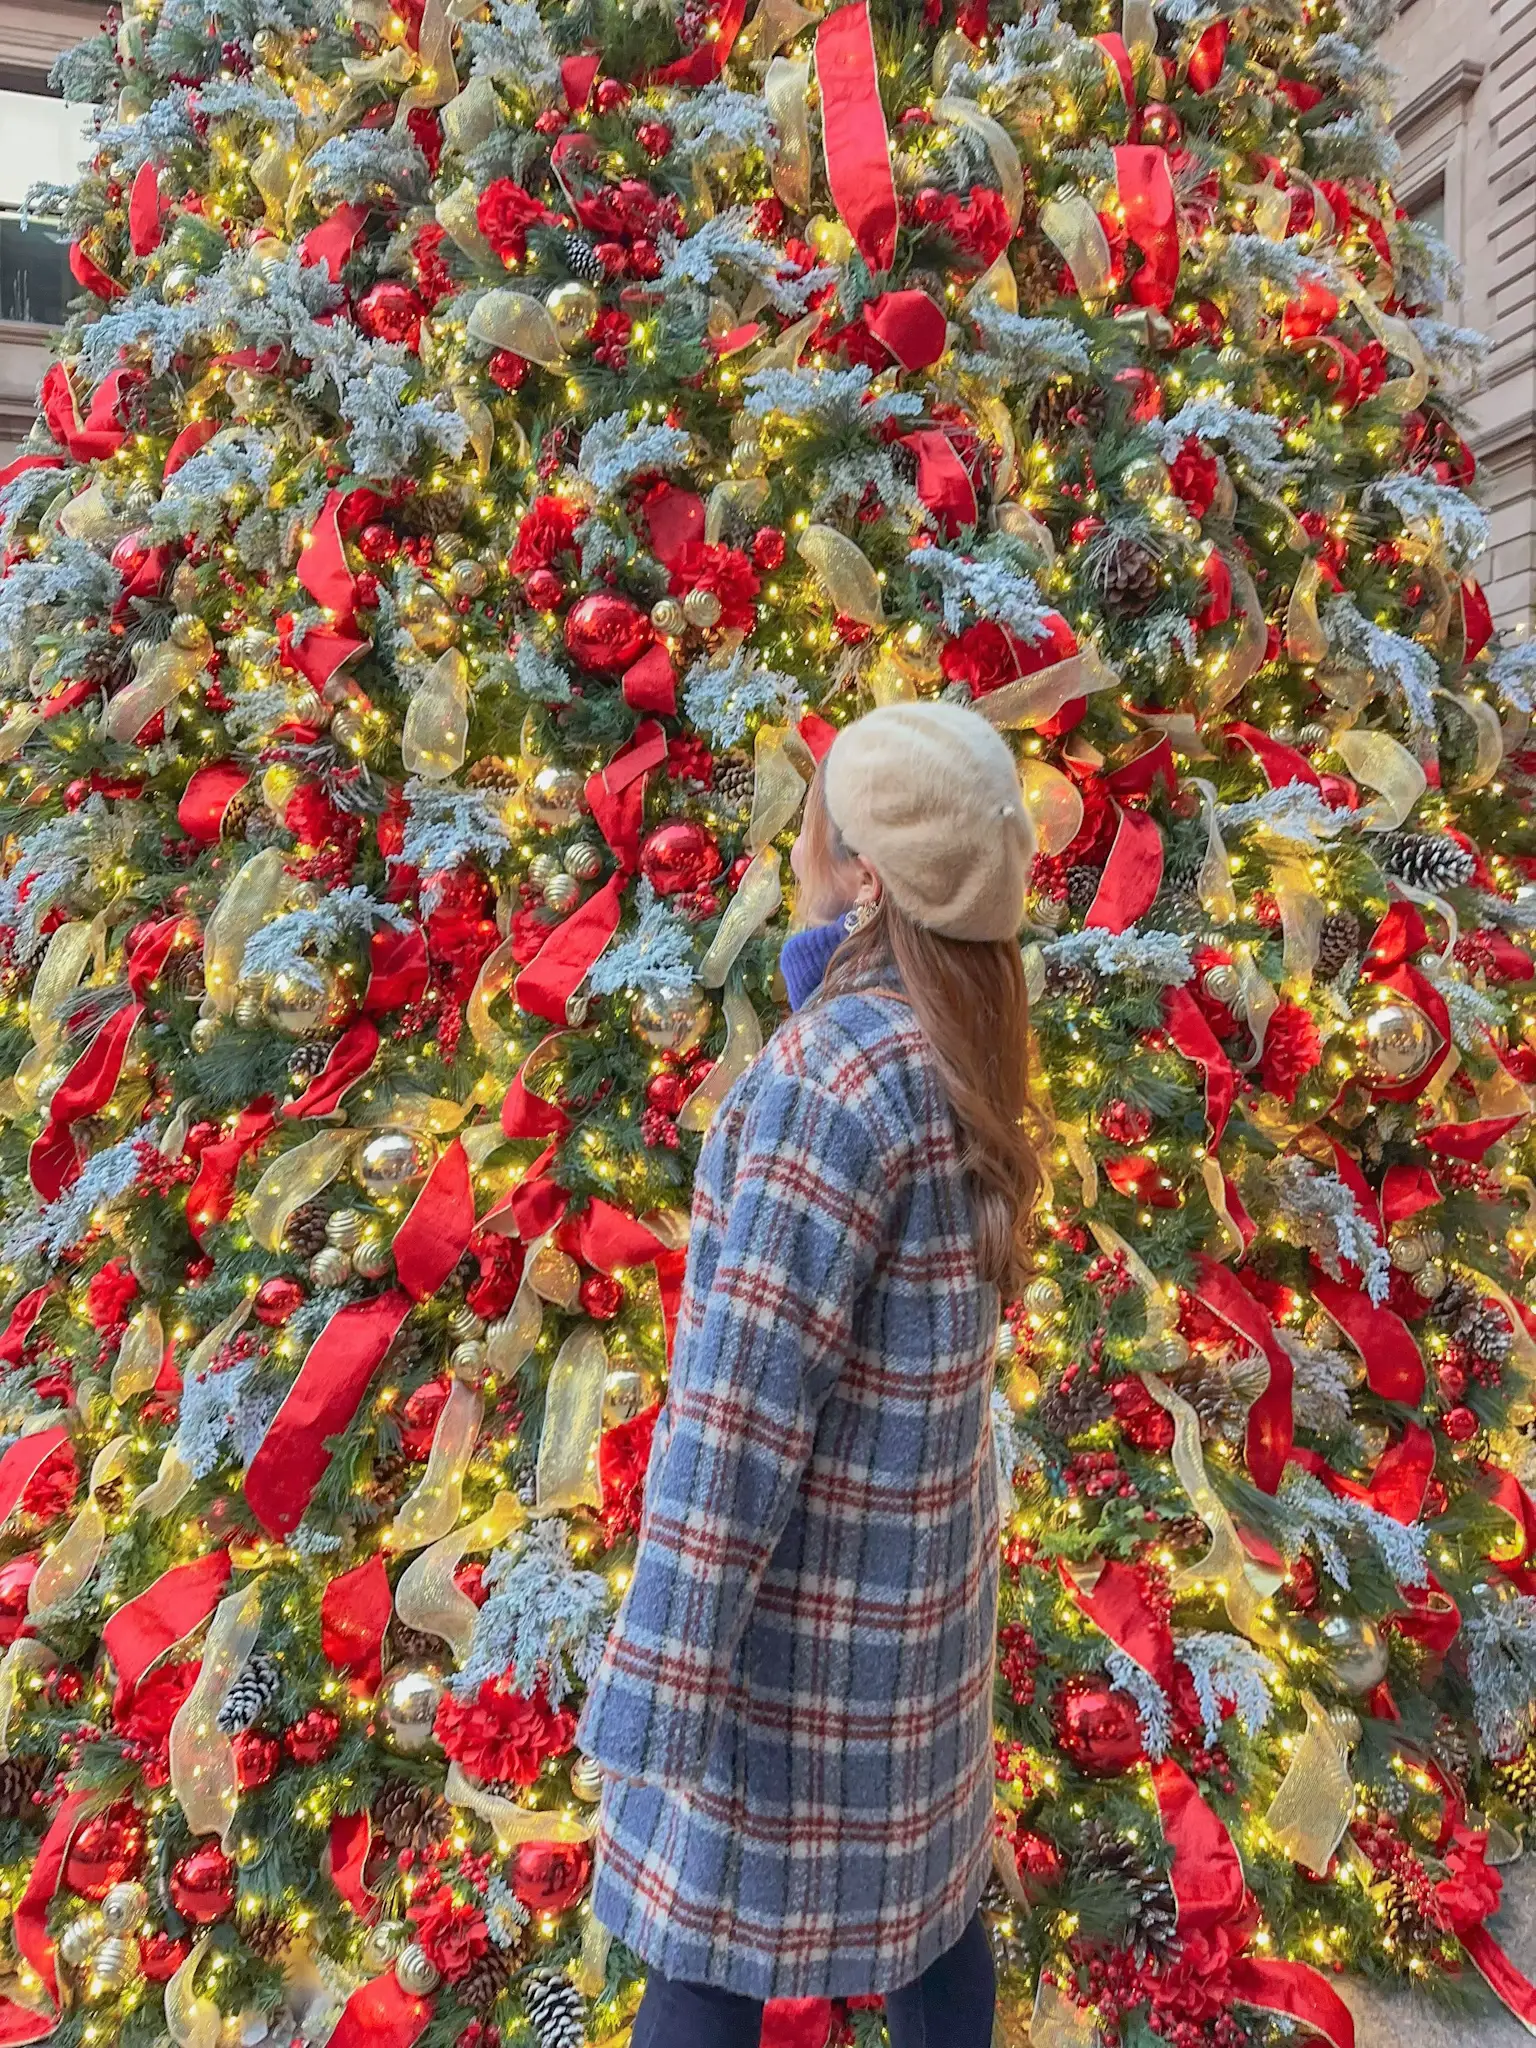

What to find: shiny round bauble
left=234, top=991, right=264, bottom=1031
left=161, top=263, right=200, bottom=301
left=570, top=1754, right=604, bottom=1802
left=450, top=1339, right=486, bottom=1380
left=330, top=707, right=366, bottom=750
left=649, top=597, right=687, bottom=637
left=682, top=586, right=723, bottom=631
left=396, top=1944, right=442, bottom=1996
left=266, top=965, right=354, bottom=1039
left=380, top=1661, right=445, bottom=1756
left=168, top=1842, right=237, bottom=1924
left=546, top=278, right=601, bottom=347
left=995, top=1321, right=1018, bottom=1365
left=1051, top=1675, right=1144, bottom=1777
left=190, top=1016, right=220, bottom=1054
left=563, top=840, right=604, bottom=883
left=1148, top=1331, right=1190, bottom=1372
left=352, top=1237, right=393, bottom=1281
left=1416, top=1260, right=1449, bottom=1300
left=527, top=851, right=563, bottom=896
left=88, top=1933, right=136, bottom=1995
left=604, top=1367, right=649, bottom=1423
left=1012, top=1828, right=1067, bottom=1903
left=631, top=986, right=712, bottom=1055
left=323, top=1209, right=362, bottom=1251
left=1021, top=1277, right=1063, bottom=1318
left=254, top=1276, right=305, bottom=1327
left=169, top=611, right=210, bottom=650
left=1318, top=1612, right=1390, bottom=1695
left=642, top=821, right=725, bottom=900
left=446, top=557, right=487, bottom=600
left=63, top=1802, right=145, bottom=1900
left=397, top=582, right=459, bottom=654
left=1138, top=101, right=1182, bottom=146
left=528, top=764, right=588, bottom=829
left=509, top=1838, right=592, bottom=1915
left=1354, top=998, right=1438, bottom=1085
left=1298, top=721, right=1331, bottom=751
left=362, top=1918, right=411, bottom=1973
left=563, top=592, right=653, bottom=673
left=59, top=1914, right=104, bottom=1969
left=527, top=1239, right=582, bottom=1308
left=1389, top=1230, right=1428, bottom=1275
left=449, top=1306, right=486, bottom=1340
left=1120, top=455, right=1169, bottom=504
left=1201, top=963, right=1241, bottom=1008
left=542, top=871, right=582, bottom=915
left=0, top=1553, right=38, bottom=1646
left=309, top=1246, right=351, bottom=1289
left=357, top=1129, right=434, bottom=1198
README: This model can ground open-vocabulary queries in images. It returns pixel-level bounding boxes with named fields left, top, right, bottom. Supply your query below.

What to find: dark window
left=0, top=214, right=71, bottom=327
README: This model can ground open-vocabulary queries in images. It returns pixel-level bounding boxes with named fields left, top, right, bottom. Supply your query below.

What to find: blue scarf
left=779, top=918, right=849, bottom=1011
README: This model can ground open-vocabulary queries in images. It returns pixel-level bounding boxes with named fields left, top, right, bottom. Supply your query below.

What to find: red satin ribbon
left=1162, top=986, right=1235, bottom=1140
left=69, top=241, right=123, bottom=301
left=865, top=290, right=947, bottom=370
left=1085, top=739, right=1173, bottom=934
left=622, top=642, right=678, bottom=715
left=0, top=453, right=62, bottom=492
left=128, top=160, right=163, bottom=256
left=326, top=1974, right=432, bottom=2048
left=1093, top=31, right=1136, bottom=113
left=102, top=1551, right=231, bottom=1718
left=328, top=1810, right=379, bottom=1921
left=1423, top=1115, right=1523, bottom=1161
left=1115, top=146, right=1179, bottom=310
left=282, top=1022, right=380, bottom=1121
left=392, top=1138, right=475, bottom=1301
left=13, top=1788, right=93, bottom=2018
left=0, top=1427, right=69, bottom=1530
left=246, top=1291, right=414, bottom=1539
left=278, top=612, right=370, bottom=692
left=1063, top=1556, right=1175, bottom=1693
left=561, top=52, right=600, bottom=108
left=502, top=1042, right=574, bottom=1141
left=1223, top=720, right=1320, bottom=790
left=1193, top=1258, right=1293, bottom=1492
left=642, top=485, right=705, bottom=567
left=762, top=2001, right=836, bottom=2048
left=1309, top=1273, right=1424, bottom=1407
left=1462, top=579, right=1494, bottom=662
left=0, top=1287, right=51, bottom=1369
left=652, top=0, right=747, bottom=83
left=40, top=364, right=137, bottom=462
left=899, top=429, right=978, bottom=538
left=584, top=720, right=667, bottom=873
left=1381, top=1163, right=1441, bottom=1227
left=163, top=418, right=217, bottom=478
left=187, top=1100, right=276, bottom=1239
left=178, top=762, right=249, bottom=844
left=363, top=927, right=430, bottom=1017
left=299, top=203, right=369, bottom=282
left=1187, top=18, right=1228, bottom=92
left=514, top=873, right=625, bottom=1026
left=816, top=1, right=898, bottom=274
left=298, top=489, right=361, bottom=627
left=321, top=1554, right=392, bottom=1690
left=29, top=1002, right=143, bottom=1201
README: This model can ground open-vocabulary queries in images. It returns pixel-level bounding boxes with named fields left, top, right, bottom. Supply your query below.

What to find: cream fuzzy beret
left=822, top=700, right=1033, bottom=942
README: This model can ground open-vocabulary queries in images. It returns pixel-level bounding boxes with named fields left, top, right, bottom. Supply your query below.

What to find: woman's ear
left=852, top=857, right=882, bottom=908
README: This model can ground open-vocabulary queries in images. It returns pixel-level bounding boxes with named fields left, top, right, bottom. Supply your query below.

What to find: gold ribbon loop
left=1039, top=190, right=1113, bottom=303
left=933, top=97, right=1024, bottom=228
left=29, top=1435, right=132, bottom=1621
left=29, top=923, right=93, bottom=1049
left=1331, top=728, right=1425, bottom=830
left=534, top=1326, right=609, bottom=1512
left=747, top=723, right=812, bottom=852
left=795, top=524, right=884, bottom=624
left=765, top=58, right=812, bottom=212
left=203, top=849, right=286, bottom=1015
left=168, top=1577, right=267, bottom=1847
left=102, top=641, right=206, bottom=743
left=466, top=291, right=567, bottom=366
left=165, top=1934, right=221, bottom=2048
left=700, top=847, right=782, bottom=987
left=402, top=648, right=470, bottom=781
left=1264, top=1691, right=1356, bottom=1875
left=444, top=1762, right=594, bottom=1848
left=679, top=983, right=762, bottom=1133
left=386, top=1379, right=484, bottom=1551
left=111, top=1305, right=164, bottom=1403
left=395, top=1492, right=524, bottom=1661
left=137, top=1446, right=197, bottom=1521
left=1285, top=557, right=1329, bottom=665
left=245, top=1131, right=354, bottom=1253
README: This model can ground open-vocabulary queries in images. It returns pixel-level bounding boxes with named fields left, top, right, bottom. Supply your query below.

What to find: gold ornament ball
left=1355, top=998, right=1437, bottom=1084
left=309, top=1245, right=351, bottom=1289
left=161, top=263, right=200, bottom=301
left=1150, top=1331, right=1190, bottom=1372
left=266, top=965, right=353, bottom=1039
left=100, top=1882, right=148, bottom=1936
left=528, top=764, right=588, bottom=829
left=570, top=1755, right=604, bottom=1802
left=362, top=1918, right=411, bottom=1973
left=380, top=1662, right=445, bottom=1757
left=546, top=279, right=601, bottom=347
left=543, top=871, right=582, bottom=914
left=527, top=851, right=563, bottom=895
left=632, top=985, right=712, bottom=1054
left=1389, top=1231, right=1427, bottom=1275
left=331, top=706, right=366, bottom=749
left=234, top=990, right=265, bottom=1031
left=603, top=1368, right=649, bottom=1424
left=169, top=610, right=210, bottom=650
left=1319, top=1612, right=1390, bottom=1694
left=59, top=1915, right=103, bottom=1970
left=325, top=1209, right=363, bottom=1251
left=995, top=1321, right=1018, bottom=1365
left=1121, top=455, right=1170, bottom=503
left=528, top=1239, right=582, bottom=1307
left=353, top=1237, right=393, bottom=1281
left=1416, top=1260, right=1449, bottom=1300
left=650, top=597, right=687, bottom=637
left=1201, top=963, right=1241, bottom=1007
left=357, top=1128, right=434, bottom=1197
left=682, top=586, right=723, bottom=631
left=564, top=840, right=604, bottom=882
left=190, top=1016, right=220, bottom=1054
left=1022, top=1277, right=1063, bottom=1317
left=447, top=558, right=487, bottom=600
left=395, top=1944, right=442, bottom=1997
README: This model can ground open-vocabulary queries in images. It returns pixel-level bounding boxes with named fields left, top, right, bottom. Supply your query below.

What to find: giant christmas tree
left=0, top=0, right=1534, bottom=2041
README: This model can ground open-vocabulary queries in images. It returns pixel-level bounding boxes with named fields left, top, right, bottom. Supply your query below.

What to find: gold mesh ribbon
left=165, top=1935, right=220, bottom=2048
left=1039, top=190, right=1113, bottom=303
left=1339, top=275, right=1429, bottom=412
left=1141, top=1375, right=1280, bottom=1641
left=700, top=847, right=782, bottom=987
left=750, top=309, right=819, bottom=375
left=252, top=135, right=294, bottom=222
left=1121, top=0, right=1155, bottom=54
left=245, top=1131, right=354, bottom=1252
left=795, top=525, right=884, bottom=624
left=1029, top=1977, right=1101, bottom=2048
left=1264, top=1691, right=1356, bottom=1875
left=747, top=723, right=812, bottom=851
left=466, top=290, right=567, bottom=366
left=1018, top=760, right=1083, bottom=859
left=467, top=935, right=519, bottom=1057
left=394, top=0, right=454, bottom=121
left=933, top=97, right=1023, bottom=227
left=1203, top=552, right=1267, bottom=714
left=1058, top=1121, right=1098, bottom=1207
left=974, top=643, right=1118, bottom=731
left=1272, top=853, right=1324, bottom=990
left=0, top=709, right=42, bottom=764
left=1435, top=687, right=1504, bottom=793
left=679, top=982, right=761, bottom=1133
left=574, top=1895, right=612, bottom=1996
left=395, top=1492, right=523, bottom=1660
left=168, top=1577, right=266, bottom=1847
left=444, top=1763, right=594, bottom=1848
left=342, top=44, right=414, bottom=85
left=534, top=1325, right=608, bottom=1512
left=0, top=1639, right=52, bottom=1761
left=1189, top=779, right=1237, bottom=925
left=1200, top=1156, right=1248, bottom=1261
left=386, top=1379, right=483, bottom=1551
left=485, top=1268, right=546, bottom=1375
left=28, top=1435, right=132, bottom=1622
left=438, top=178, right=497, bottom=263
left=1331, top=729, right=1425, bottom=830
left=111, top=1305, right=164, bottom=1403
left=1236, top=950, right=1280, bottom=1064
left=102, top=640, right=207, bottom=743
left=30, top=923, right=93, bottom=1050
left=441, top=74, right=501, bottom=153
left=706, top=480, right=771, bottom=544
left=58, top=480, right=123, bottom=548
left=136, top=1446, right=196, bottom=1522
left=402, top=647, right=470, bottom=781
left=203, top=849, right=286, bottom=1014
left=964, top=251, right=1017, bottom=317
left=1284, top=557, right=1329, bottom=665
left=765, top=57, right=811, bottom=212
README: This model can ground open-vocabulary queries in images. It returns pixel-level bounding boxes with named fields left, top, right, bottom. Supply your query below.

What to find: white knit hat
left=821, top=701, right=1033, bottom=942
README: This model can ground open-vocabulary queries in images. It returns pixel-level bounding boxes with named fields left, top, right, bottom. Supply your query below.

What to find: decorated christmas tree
left=0, top=0, right=1535, bottom=2041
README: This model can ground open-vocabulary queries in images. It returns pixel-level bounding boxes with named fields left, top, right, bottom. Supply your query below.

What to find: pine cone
left=1379, top=831, right=1476, bottom=894
left=1427, top=1276, right=1477, bottom=1332
left=456, top=1943, right=517, bottom=2014
left=286, top=1041, right=333, bottom=1090
left=282, top=1201, right=327, bottom=1259
left=0, top=1757, right=44, bottom=1819
left=1043, top=957, right=1099, bottom=1002
left=1464, top=1304, right=1514, bottom=1364
left=522, top=1969, right=585, bottom=2048
left=1014, top=233, right=1068, bottom=315
left=240, top=1906, right=292, bottom=1960
left=1099, top=536, right=1161, bottom=616
left=713, top=750, right=754, bottom=809
left=1494, top=1748, right=1536, bottom=1809
left=1315, top=909, right=1361, bottom=982
left=390, top=1621, right=451, bottom=1665
left=216, top=1653, right=281, bottom=1734
left=466, top=756, right=520, bottom=790
left=560, top=233, right=605, bottom=284
left=1066, top=864, right=1100, bottom=915
left=1035, top=1362, right=1111, bottom=1440
left=1076, top=1819, right=1179, bottom=1957
left=372, top=1778, right=452, bottom=1852
left=1030, top=380, right=1105, bottom=443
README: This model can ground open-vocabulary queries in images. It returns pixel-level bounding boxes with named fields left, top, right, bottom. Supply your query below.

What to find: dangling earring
left=843, top=900, right=877, bottom=935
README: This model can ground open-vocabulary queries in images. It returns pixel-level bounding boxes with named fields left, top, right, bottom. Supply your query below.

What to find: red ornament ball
left=593, top=76, right=631, bottom=111
left=637, top=120, right=672, bottom=159
left=140, top=1932, right=191, bottom=1983
left=0, top=1554, right=37, bottom=1647
left=1441, top=1404, right=1479, bottom=1443
left=168, top=1842, right=236, bottom=1924
left=356, top=523, right=400, bottom=565
left=1285, top=1554, right=1320, bottom=1614
left=1438, top=1362, right=1469, bottom=1402
left=1052, top=1675, right=1144, bottom=1777
left=283, top=1707, right=342, bottom=1766
left=1139, top=101, right=1182, bottom=145
left=355, top=280, right=426, bottom=350
left=563, top=591, right=653, bottom=672
left=109, top=528, right=156, bottom=585
left=509, top=1839, right=592, bottom=1915
left=579, top=1273, right=626, bottom=1321
left=750, top=526, right=786, bottom=571
left=1013, top=1828, right=1066, bottom=1903
left=645, top=1071, right=688, bottom=1117
left=1098, top=1099, right=1152, bottom=1145
left=523, top=567, right=564, bottom=611
left=640, top=820, right=724, bottom=898
left=488, top=348, right=527, bottom=391
left=234, top=1731, right=281, bottom=1789
left=253, top=1276, right=305, bottom=1327
left=63, top=1800, right=145, bottom=1900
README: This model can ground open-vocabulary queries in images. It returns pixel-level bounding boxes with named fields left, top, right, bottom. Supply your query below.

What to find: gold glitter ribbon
left=1017, top=760, right=1083, bottom=859
left=110, top=1304, right=164, bottom=1403
left=1039, top=190, right=1113, bottom=303
left=101, top=639, right=207, bottom=743
left=0, top=1640, right=52, bottom=1762
left=29, top=924, right=93, bottom=1051
left=973, top=642, right=1119, bottom=731
left=747, top=722, right=812, bottom=851
left=1331, top=728, right=1425, bottom=830
left=395, top=1491, right=523, bottom=1661
left=700, top=847, right=782, bottom=987
left=444, top=1763, right=594, bottom=1848
left=765, top=57, right=811, bottom=212
left=466, top=290, right=567, bottom=366
left=534, top=1325, right=609, bottom=1512
left=466, top=935, right=519, bottom=1057
left=679, top=981, right=762, bottom=1133
left=135, top=1446, right=196, bottom=1521
left=165, top=1935, right=220, bottom=2048
left=437, top=178, right=497, bottom=263
left=245, top=1131, right=354, bottom=1252
left=393, top=0, right=456, bottom=127
left=1435, top=686, right=1504, bottom=793
left=1203, top=552, right=1268, bottom=714
left=168, top=1577, right=266, bottom=1847
left=402, top=647, right=470, bottom=781
left=1264, top=1691, right=1356, bottom=1875
left=1189, top=778, right=1238, bottom=925
left=28, top=1435, right=131, bottom=1621
left=934, top=97, right=1023, bottom=227
left=796, top=524, right=884, bottom=624
left=386, top=1379, right=483, bottom=1551
left=1284, top=557, right=1329, bottom=665
left=441, top=74, right=501, bottom=153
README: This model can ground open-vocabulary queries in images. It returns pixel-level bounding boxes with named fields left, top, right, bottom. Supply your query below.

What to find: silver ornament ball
left=1201, top=963, right=1241, bottom=1008
left=682, top=587, right=723, bottom=631
left=357, top=1129, right=434, bottom=1198
left=1355, top=998, right=1437, bottom=1084
left=1319, top=1612, right=1390, bottom=1695
left=563, top=840, right=604, bottom=882
left=649, top=597, right=687, bottom=637
left=100, top=1881, right=148, bottom=1936
left=542, top=871, right=582, bottom=914
left=528, top=765, right=588, bottom=829
left=362, top=1918, right=411, bottom=1973
left=631, top=986, right=712, bottom=1054
left=380, top=1661, right=445, bottom=1756
left=449, top=1306, right=486, bottom=1340
left=309, top=1245, right=351, bottom=1289
left=527, top=852, right=563, bottom=895
left=394, top=1944, right=442, bottom=1997
left=570, top=1755, right=604, bottom=1802
left=352, top=1237, right=393, bottom=1281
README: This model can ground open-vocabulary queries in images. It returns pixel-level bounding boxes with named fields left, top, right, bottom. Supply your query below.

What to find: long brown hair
left=798, top=769, right=1042, bottom=1295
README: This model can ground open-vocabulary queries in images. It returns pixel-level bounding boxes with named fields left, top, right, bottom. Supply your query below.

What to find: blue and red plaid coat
left=576, top=981, right=1001, bottom=1999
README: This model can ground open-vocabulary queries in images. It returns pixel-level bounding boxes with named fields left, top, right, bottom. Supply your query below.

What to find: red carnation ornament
left=234, top=1731, right=281, bottom=1789
left=940, top=612, right=1077, bottom=699
left=563, top=592, right=653, bottom=672
left=1052, top=1674, right=1144, bottom=1777
left=355, top=281, right=426, bottom=351
left=283, top=1707, right=341, bottom=1765
left=640, top=820, right=724, bottom=897
left=0, top=1554, right=37, bottom=1647
left=434, top=1675, right=575, bottom=1787
left=168, top=1842, right=236, bottom=1923
left=140, top=1932, right=191, bottom=1983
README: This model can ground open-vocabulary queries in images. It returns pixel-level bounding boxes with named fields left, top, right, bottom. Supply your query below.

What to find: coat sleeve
left=576, top=1066, right=889, bottom=1788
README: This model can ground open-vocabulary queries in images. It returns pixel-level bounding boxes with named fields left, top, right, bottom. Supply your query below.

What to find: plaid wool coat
left=576, top=980, right=1001, bottom=2000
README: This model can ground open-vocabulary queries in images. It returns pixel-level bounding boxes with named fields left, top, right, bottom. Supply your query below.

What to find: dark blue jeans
left=630, top=1913, right=995, bottom=2048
